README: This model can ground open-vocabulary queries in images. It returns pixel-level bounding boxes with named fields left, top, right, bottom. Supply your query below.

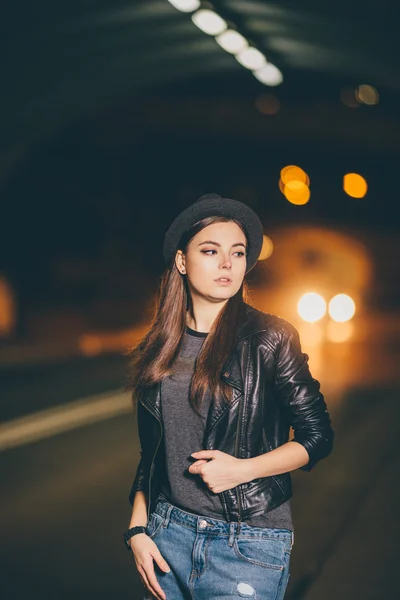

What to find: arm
left=245, top=321, right=334, bottom=481
left=245, top=440, right=310, bottom=480
left=273, top=320, right=334, bottom=472
left=128, top=490, right=148, bottom=528
left=127, top=454, right=149, bottom=526
left=128, top=453, right=148, bottom=506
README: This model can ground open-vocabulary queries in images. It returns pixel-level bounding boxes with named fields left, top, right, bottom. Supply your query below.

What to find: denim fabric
left=143, top=496, right=294, bottom=600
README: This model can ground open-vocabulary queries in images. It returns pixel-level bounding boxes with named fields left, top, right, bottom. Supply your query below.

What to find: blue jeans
left=143, top=496, right=294, bottom=599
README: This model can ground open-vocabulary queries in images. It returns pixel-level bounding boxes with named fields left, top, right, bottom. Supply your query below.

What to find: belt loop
left=291, top=531, right=294, bottom=547
left=228, top=522, right=235, bottom=546
left=163, top=504, right=173, bottom=528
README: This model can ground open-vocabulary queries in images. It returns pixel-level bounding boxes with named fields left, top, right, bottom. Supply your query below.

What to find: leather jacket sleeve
left=128, top=452, right=148, bottom=506
left=275, top=321, right=334, bottom=471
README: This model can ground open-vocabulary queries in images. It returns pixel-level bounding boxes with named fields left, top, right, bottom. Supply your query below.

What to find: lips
left=215, top=277, right=232, bottom=282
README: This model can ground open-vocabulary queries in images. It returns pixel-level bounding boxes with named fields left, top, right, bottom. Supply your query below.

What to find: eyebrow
left=198, top=240, right=247, bottom=248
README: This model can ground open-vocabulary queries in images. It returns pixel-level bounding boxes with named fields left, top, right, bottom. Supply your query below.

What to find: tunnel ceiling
left=2, top=0, right=400, bottom=184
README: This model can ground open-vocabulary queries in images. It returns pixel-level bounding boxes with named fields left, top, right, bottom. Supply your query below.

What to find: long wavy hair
left=125, top=215, right=251, bottom=416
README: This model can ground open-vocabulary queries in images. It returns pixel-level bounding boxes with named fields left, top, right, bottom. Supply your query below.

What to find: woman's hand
left=188, top=450, right=251, bottom=493
left=130, top=533, right=170, bottom=600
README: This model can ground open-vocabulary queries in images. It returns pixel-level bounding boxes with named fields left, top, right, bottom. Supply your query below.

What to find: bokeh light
left=255, top=93, right=280, bottom=115
left=279, top=165, right=310, bottom=205
left=297, top=293, right=327, bottom=322
left=281, top=165, right=310, bottom=186
left=285, top=186, right=309, bottom=204
left=343, top=173, right=368, bottom=198
left=356, top=84, right=379, bottom=105
left=258, top=235, right=274, bottom=260
left=235, top=47, right=266, bottom=70
left=253, top=63, right=283, bottom=86
left=284, top=183, right=310, bottom=205
left=167, top=0, right=200, bottom=12
left=216, top=30, right=248, bottom=54
left=328, top=294, right=356, bottom=322
left=191, top=9, right=227, bottom=35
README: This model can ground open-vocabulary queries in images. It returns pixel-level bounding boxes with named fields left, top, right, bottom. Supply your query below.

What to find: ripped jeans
left=143, top=496, right=294, bottom=600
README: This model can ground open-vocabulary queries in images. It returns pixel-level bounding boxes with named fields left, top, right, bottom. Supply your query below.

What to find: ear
left=175, top=250, right=186, bottom=274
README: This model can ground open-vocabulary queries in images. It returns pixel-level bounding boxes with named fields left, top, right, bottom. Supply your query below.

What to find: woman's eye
left=201, top=250, right=246, bottom=256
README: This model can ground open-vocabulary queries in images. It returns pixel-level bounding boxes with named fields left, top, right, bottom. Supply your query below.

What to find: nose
left=220, top=252, right=232, bottom=269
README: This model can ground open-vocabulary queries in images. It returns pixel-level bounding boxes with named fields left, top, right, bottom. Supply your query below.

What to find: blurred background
left=0, top=1, right=399, bottom=598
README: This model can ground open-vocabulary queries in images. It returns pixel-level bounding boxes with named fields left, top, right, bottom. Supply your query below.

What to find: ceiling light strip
left=166, top=1, right=283, bottom=86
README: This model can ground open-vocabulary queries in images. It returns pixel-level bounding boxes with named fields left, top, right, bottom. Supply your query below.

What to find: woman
left=123, top=193, right=334, bottom=600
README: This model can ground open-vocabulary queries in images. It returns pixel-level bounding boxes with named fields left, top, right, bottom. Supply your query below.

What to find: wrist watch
left=123, top=525, right=147, bottom=550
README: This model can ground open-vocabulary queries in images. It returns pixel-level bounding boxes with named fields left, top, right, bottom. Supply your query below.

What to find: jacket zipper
left=232, top=345, right=246, bottom=533
left=140, top=396, right=163, bottom=522
left=234, top=405, right=243, bottom=533
left=225, top=340, right=248, bottom=533
left=235, top=415, right=242, bottom=535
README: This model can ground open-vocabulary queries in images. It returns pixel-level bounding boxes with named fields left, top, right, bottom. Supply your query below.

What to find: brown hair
left=125, top=216, right=250, bottom=416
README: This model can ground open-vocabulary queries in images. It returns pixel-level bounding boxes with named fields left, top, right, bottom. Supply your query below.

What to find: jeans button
left=199, top=519, right=209, bottom=528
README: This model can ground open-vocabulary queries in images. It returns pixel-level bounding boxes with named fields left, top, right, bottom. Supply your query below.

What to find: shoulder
left=239, top=302, right=299, bottom=344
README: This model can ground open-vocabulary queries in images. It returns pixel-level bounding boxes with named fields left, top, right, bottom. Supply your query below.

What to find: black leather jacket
left=129, top=303, right=334, bottom=523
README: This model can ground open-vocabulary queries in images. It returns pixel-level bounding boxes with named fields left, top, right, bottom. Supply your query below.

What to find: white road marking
left=0, top=391, right=133, bottom=451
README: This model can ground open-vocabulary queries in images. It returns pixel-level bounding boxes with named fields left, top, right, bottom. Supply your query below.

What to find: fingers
left=138, top=559, right=167, bottom=600
left=152, top=548, right=171, bottom=574
left=189, top=458, right=208, bottom=474
left=131, top=535, right=170, bottom=600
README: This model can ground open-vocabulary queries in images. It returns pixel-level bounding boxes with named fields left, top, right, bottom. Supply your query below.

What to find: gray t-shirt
left=159, top=325, right=294, bottom=531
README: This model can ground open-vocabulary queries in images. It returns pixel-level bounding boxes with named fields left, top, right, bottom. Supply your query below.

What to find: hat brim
left=163, top=197, right=264, bottom=274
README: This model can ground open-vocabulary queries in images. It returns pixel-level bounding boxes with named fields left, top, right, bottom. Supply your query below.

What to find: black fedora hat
left=163, top=193, right=264, bottom=274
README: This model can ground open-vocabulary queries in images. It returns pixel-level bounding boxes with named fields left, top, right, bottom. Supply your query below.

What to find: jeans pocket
left=233, top=537, right=286, bottom=570
left=145, top=512, right=164, bottom=540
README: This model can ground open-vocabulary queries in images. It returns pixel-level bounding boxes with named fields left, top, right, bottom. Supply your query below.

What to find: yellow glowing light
left=326, top=321, right=354, bottom=343
left=281, top=165, right=310, bottom=187
left=286, top=180, right=305, bottom=191
left=258, top=235, right=274, bottom=260
left=328, top=294, right=356, bottom=322
left=356, top=84, right=379, bottom=105
left=343, top=173, right=368, bottom=198
left=284, top=182, right=310, bottom=205
left=297, top=293, right=327, bottom=323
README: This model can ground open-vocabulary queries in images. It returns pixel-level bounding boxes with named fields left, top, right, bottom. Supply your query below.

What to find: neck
left=186, top=296, right=229, bottom=333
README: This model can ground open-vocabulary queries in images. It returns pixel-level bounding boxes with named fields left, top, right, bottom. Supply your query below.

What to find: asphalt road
left=1, top=322, right=399, bottom=599
left=0, top=353, right=130, bottom=423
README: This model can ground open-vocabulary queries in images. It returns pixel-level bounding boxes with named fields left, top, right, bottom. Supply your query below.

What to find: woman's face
left=178, top=221, right=247, bottom=301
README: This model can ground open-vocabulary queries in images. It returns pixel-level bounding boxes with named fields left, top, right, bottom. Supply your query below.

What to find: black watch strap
left=123, top=525, right=147, bottom=550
